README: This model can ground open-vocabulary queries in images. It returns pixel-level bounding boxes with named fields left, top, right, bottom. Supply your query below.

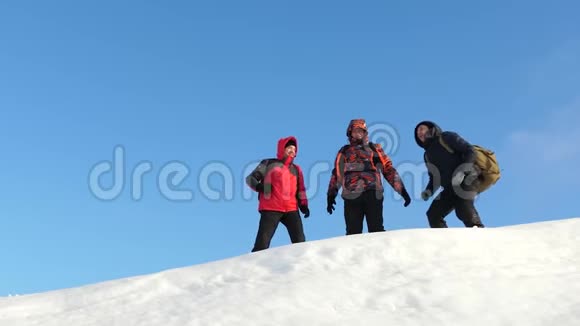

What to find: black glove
left=327, top=195, right=336, bottom=214
left=463, top=168, right=479, bottom=186
left=255, top=183, right=264, bottom=192
left=401, top=188, right=411, bottom=207
left=299, top=205, right=310, bottom=218
left=452, top=163, right=478, bottom=187
left=421, top=189, right=432, bottom=201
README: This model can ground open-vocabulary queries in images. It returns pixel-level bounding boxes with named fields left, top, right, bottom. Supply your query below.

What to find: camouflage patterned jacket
left=327, top=141, right=406, bottom=200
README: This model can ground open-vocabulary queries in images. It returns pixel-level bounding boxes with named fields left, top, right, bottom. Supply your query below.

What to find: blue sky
left=1, top=0, right=579, bottom=295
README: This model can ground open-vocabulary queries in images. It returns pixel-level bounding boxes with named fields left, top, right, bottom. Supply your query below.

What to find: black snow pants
left=251, top=210, right=305, bottom=252
left=343, top=190, right=385, bottom=235
left=426, top=186, right=484, bottom=228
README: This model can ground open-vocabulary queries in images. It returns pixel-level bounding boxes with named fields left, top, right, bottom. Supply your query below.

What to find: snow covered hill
left=1, top=218, right=579, bottom=326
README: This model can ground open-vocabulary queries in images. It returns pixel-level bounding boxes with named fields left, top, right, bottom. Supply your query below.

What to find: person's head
left=277, top=136, right=298, bottom=160
left=284, top=139, right=296, bottom=158
left=413, top=121, right=441, bottom=148
left=346, top=119, right=369, bottom=144
left=416, top=124, right=430, bottom=143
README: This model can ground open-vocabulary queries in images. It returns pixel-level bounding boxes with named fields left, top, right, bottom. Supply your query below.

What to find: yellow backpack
left=438, top=136, right=501, bottom=193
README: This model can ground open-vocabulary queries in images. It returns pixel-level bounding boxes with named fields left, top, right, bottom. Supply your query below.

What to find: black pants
left=343, top=190, right=385, bottom=235
left=426, top=187, right=484, bottom=228
left=251, top=210, right=305, bottom=252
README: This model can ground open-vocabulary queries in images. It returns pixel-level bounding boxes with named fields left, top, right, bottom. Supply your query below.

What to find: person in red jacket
left=327, top=119, right=411, bottom=235
left=246, top=136, right=310, bottom=252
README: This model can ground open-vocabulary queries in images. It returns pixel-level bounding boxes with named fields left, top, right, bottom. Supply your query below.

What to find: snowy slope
left=1, top=218, right=579, bottom=326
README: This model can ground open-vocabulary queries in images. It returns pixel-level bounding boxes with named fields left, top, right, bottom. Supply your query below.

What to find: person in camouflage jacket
left=327, top=119, right=411, bottom=235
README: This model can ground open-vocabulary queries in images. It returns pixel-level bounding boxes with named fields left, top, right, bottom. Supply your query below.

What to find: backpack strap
left=339, top=142, right=384, bottom=166
left=368, top=142, right=383, bottom=167
left=438, top=136, right=454, bottom=154
left=423, top=136, right=454, bottom=164
left=338, top=144, right=350, bottom=154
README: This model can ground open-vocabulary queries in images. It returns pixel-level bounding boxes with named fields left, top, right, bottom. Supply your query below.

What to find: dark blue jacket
left=414, top=121, right=476, bottom=192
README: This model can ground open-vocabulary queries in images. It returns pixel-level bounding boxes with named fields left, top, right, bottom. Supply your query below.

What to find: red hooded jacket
left=246, top=136, right=308, bottom=213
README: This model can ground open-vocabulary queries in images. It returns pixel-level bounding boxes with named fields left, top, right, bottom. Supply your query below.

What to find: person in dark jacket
left=414, top=120, right=485, bottom=228
left=246, top=136, right=310, bottom=252
left=327, top=119, right=411, bottom=235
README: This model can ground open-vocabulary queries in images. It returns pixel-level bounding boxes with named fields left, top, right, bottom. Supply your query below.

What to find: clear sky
left=1, top=0, right=579, bottom=295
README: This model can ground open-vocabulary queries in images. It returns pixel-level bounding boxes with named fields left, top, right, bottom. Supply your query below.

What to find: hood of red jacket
left=277, top=136, right=298, bottom=160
